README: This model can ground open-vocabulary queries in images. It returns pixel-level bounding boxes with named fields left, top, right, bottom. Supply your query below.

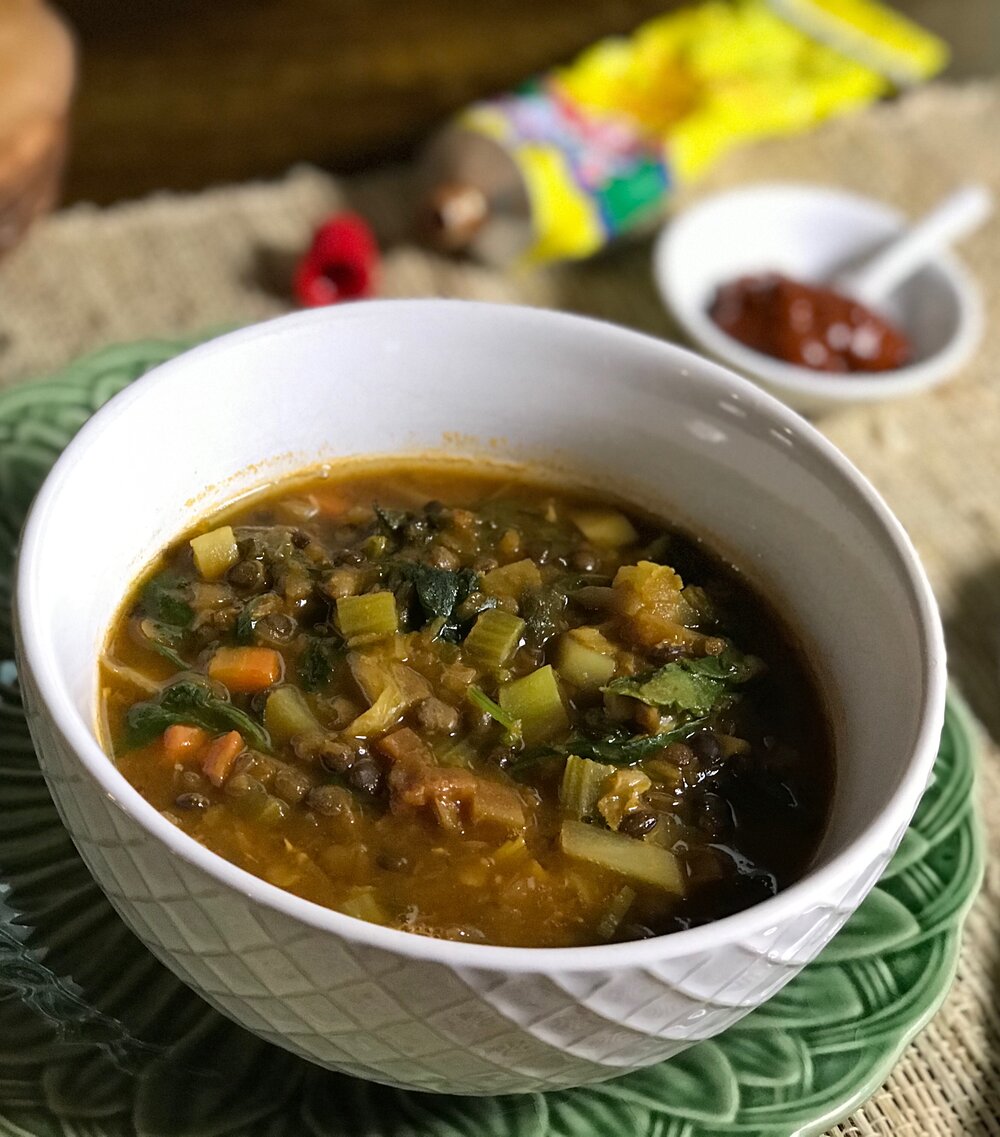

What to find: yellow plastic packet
left=419, top=0, right=947, bottom=265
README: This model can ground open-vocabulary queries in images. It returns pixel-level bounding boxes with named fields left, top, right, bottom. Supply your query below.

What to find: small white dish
left=653, top=183, right=984, bottom=414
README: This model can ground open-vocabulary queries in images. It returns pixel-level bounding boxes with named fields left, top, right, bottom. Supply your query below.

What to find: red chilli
left=293, top=213, right=379, bottom=307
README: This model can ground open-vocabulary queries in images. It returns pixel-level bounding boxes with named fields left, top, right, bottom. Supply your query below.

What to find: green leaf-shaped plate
left=0, top=339, right=983, bottom=1137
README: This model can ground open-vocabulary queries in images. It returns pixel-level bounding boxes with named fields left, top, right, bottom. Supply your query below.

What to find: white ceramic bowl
left=14, top=301, right=946, bottom=1095
left=654, top=183, right=984, bottom=414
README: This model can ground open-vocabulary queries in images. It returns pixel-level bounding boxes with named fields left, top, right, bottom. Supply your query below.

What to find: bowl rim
left=15, top=299, right=947, bottom=972
left=653, top=181, right=985, bottom=403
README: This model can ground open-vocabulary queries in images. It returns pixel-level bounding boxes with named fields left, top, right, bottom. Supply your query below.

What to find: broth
left=100, top=459, right=833, bottom=948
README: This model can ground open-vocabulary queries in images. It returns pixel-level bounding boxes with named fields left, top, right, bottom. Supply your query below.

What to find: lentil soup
left=100, top=460, right=833, bottom=948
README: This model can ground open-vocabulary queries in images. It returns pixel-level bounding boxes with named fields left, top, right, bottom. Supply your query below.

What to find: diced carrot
left=162, top=724, right=210, bottom=761
left=207, top=646, right=283, bottom=693
left=312, top=491, right=351, bottom=518
left=201, top=731, right=245, bottom=787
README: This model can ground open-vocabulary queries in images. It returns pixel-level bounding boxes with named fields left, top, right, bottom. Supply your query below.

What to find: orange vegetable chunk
left=162, top=724, right=210, bottom=760
left=201, top=730, right=245, bottom=787
left=208, top=646, right=283, bottom=693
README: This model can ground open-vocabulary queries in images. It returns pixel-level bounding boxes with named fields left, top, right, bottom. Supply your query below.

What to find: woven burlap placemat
left=0, top=80, right=997, bottom=1135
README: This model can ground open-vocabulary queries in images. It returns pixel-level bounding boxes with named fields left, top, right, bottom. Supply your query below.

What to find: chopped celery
left=189, top=525, right=238, bottom=581
left=481, top=559, right=542, bottom=601
left=264, top=686, right=322, bottom=745
left=555, top=629, right=617, bottom=690
left=596, top=886, right=637, bottom=940
left=336, top=591, right=398, bottom=643
left=569, top=508, right=639, bottom=548
left=463, top=609, right=525, bottom=669
left=560, top=754, right=613, bottom=820
left=560, top=820, right=685, bottom=892
left=467, top=685, right=521, bottom=742
left=499, top=665, right=569, bottom=747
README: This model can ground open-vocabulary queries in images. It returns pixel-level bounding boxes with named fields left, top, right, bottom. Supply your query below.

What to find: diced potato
left=499, top=665, right=569, bottom=746
left=555, top=628, right=617, bottom=690
left=570, top=508, right=639, bottom=548
left=190, top=525, right=239, bottom=581
left=339, top=888, right=387, bottom=924
left=560, top=820, right=685, bottom=892
left=468, top=780, right=526, bottom=833
left=481, top=559, right=543, bottom=601
left=613, top=560, right=705, bottom=649
left=336, top=592, right=398, bottom=643
left=264, top=686, right=323, bottom=745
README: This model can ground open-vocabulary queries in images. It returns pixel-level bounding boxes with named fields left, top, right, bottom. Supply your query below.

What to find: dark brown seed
left=306, top=783, right=356, bottom=818
left=415, top=696, right=460, bottom=736
left=176, top=769, right=206, bottom=792
left=258, top=612, right=297, bottom=644
left=662, top=741, right=696, bottom=767
left=347, top=756, right=383, bottom=796
left=291, top=529, right=311, bottom=549
left=316, top=739, right=358, bottom=775
left=273, top=767, right=312, bottom=805
left=690, top=731, right=722, bottom=765
left=174, top=792, right=210, bottom=811
left=572, top=548, right=598, bottom=573
left=228, top=559, right=266, bottom=590
left=620, top=811, right=658, bottom=838
left=486, top=746, right=514, bottom=769
left=428, top=545, right=461, bottom=571
left=377, top=851, right=410, bottom=872
left=336, top=548, right=365, bottom=567
left=224, top=773, right=266, bottom=800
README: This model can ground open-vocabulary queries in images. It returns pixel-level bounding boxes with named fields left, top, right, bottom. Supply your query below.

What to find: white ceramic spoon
left=833, top=184, right=993, bottom=308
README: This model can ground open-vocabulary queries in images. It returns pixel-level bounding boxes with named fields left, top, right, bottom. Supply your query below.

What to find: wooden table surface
left=49, top=0, right=1000, bottom=206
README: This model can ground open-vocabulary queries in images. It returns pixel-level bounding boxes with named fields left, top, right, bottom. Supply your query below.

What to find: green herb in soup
left=100, top=461, right=833, bottom=948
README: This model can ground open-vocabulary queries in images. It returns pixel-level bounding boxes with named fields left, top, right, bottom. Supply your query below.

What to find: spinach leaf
left=385, top=560, right=479, bottom=635
left=521, top=586, right=568, bottom=650
left=124, top=680, right=270, bottom=752
left=297, top=637, right=344, bottom=692
left=141, top=571, right=193, bottom=629
left=510, top=718, right=709, bottom=773
left=602, top=647, right=762, bottom=715
left=141, top=630, right=189, bottom=672
left=233, top=606, right=256, bottom=646
left=680, top=648, right=763, bottom=683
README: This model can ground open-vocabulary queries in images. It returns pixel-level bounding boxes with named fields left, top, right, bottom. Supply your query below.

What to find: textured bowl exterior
left=18, top=654, right=896, bottom=1094
left=14, top=302, right=946, bottom=1095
